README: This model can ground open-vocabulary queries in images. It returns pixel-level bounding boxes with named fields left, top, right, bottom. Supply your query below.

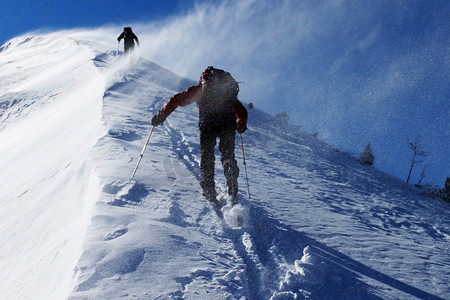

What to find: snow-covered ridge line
left=0, top=34, right=107, bottom=300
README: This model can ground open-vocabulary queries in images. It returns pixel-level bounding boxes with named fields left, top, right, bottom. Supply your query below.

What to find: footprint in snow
left=107, top=181, right=149, bottom=207
left=108, top=129, right=141, bottom=142
left=104, top=228, right=128, bottom=241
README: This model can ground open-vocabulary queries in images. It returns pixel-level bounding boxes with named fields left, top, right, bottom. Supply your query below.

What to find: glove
left=151, top=113, right=164, bottom=126
left=237, top=123, right=247, bottom=134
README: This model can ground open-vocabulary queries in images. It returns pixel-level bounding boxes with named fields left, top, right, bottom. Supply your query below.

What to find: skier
left=151, top=66, right=248, bottom=207
left=117, top=27, right=140, bottom=54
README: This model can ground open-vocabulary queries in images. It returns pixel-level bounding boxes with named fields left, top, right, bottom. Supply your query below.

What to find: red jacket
left=159, top=83, right=248, bottom=129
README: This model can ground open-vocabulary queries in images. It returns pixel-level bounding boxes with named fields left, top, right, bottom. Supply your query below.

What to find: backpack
left=123, top=27, right=134, bottom=41
left=199, top=66, right=239, bottom=112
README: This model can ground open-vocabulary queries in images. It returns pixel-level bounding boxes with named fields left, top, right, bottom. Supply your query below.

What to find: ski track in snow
left=76, top=51, right=447, bottom=299
left=1, top=34, right=449, bottom=300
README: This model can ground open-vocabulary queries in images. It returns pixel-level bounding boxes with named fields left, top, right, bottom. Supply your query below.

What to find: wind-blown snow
left=0, top=33, right=448, bottom=300
left=0, top=35, right=106, bottom=299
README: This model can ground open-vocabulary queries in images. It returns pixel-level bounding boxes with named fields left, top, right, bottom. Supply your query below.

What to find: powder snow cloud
left=47, top=0, right=449, bottom=185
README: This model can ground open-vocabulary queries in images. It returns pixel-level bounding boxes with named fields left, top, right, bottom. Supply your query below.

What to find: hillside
left=0, top=33, right=448, bottom=300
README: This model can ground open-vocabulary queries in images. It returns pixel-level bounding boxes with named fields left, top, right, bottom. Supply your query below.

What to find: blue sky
left=1, top=0, right=449, bottom=187
left=1, top=0, right=197, bottom=43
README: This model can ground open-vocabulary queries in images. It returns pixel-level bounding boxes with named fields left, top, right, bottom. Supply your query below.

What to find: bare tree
left=406, top=135, right=430, bottom=185
left=416, top=166, right=427, bottom=186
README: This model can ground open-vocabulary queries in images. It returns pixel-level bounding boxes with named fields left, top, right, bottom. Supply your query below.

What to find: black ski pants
left=124, top=42, right=135, bottom=53
left=199, top=127, right=239, bottom=197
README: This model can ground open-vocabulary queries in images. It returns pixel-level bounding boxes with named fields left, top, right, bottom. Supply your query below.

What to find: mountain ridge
left=0, top=33, right=448, bottom=300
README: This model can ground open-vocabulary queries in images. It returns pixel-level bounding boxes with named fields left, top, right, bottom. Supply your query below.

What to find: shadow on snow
left=234, top=202, right=443, bottom=300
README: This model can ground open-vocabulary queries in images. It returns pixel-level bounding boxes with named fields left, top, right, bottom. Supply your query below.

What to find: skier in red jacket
left=151, top=67, right=248, bottom=206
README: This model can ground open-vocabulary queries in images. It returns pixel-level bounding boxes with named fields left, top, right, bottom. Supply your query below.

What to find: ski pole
left=131, top=125, right=155, bottom=180
left=239, top=132, right=251, bottom=198
left=116, top=41, right=120, bottom=57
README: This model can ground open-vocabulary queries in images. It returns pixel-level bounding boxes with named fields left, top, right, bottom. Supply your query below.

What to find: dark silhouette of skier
left=117, top=27, right=139, bottom=54
left=151, top=67, right=248, bottom=206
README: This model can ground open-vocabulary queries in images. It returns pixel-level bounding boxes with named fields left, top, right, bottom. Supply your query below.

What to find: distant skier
left=151, top=66, right=248, bottom=207
left=117, top=27, right=139, bottom=54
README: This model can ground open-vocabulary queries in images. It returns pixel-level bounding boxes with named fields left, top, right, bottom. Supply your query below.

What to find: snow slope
left=1, top=33, right=449, bottom=300
left=0, top=35, right=106, bottom=300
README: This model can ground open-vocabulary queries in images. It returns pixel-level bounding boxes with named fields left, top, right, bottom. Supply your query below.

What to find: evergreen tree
left=445, top=177, right=450, bottom=202
left=360, top=142, right=375, bottom=165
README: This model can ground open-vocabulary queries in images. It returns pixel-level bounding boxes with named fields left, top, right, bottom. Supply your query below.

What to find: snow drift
left=0, top=32, right=448, bottom=300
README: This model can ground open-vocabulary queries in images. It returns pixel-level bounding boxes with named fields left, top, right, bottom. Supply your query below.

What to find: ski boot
left=203, top=189, right=223, bottom=217
left=224, top=160, right=239, bottom=205
left=227, top=179, right=239, bottom=205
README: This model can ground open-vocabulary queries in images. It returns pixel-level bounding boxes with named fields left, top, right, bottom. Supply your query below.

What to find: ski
left=209, top=187, right=246, bottom=227
left=236, top=212, right=244, bottom=227
left=221, top=195, right=245, bottom=228
left=230, top=195, right=244, bottom=226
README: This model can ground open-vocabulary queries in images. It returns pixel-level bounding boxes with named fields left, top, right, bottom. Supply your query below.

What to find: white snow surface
left=0, top=33, right=449, bottom=300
